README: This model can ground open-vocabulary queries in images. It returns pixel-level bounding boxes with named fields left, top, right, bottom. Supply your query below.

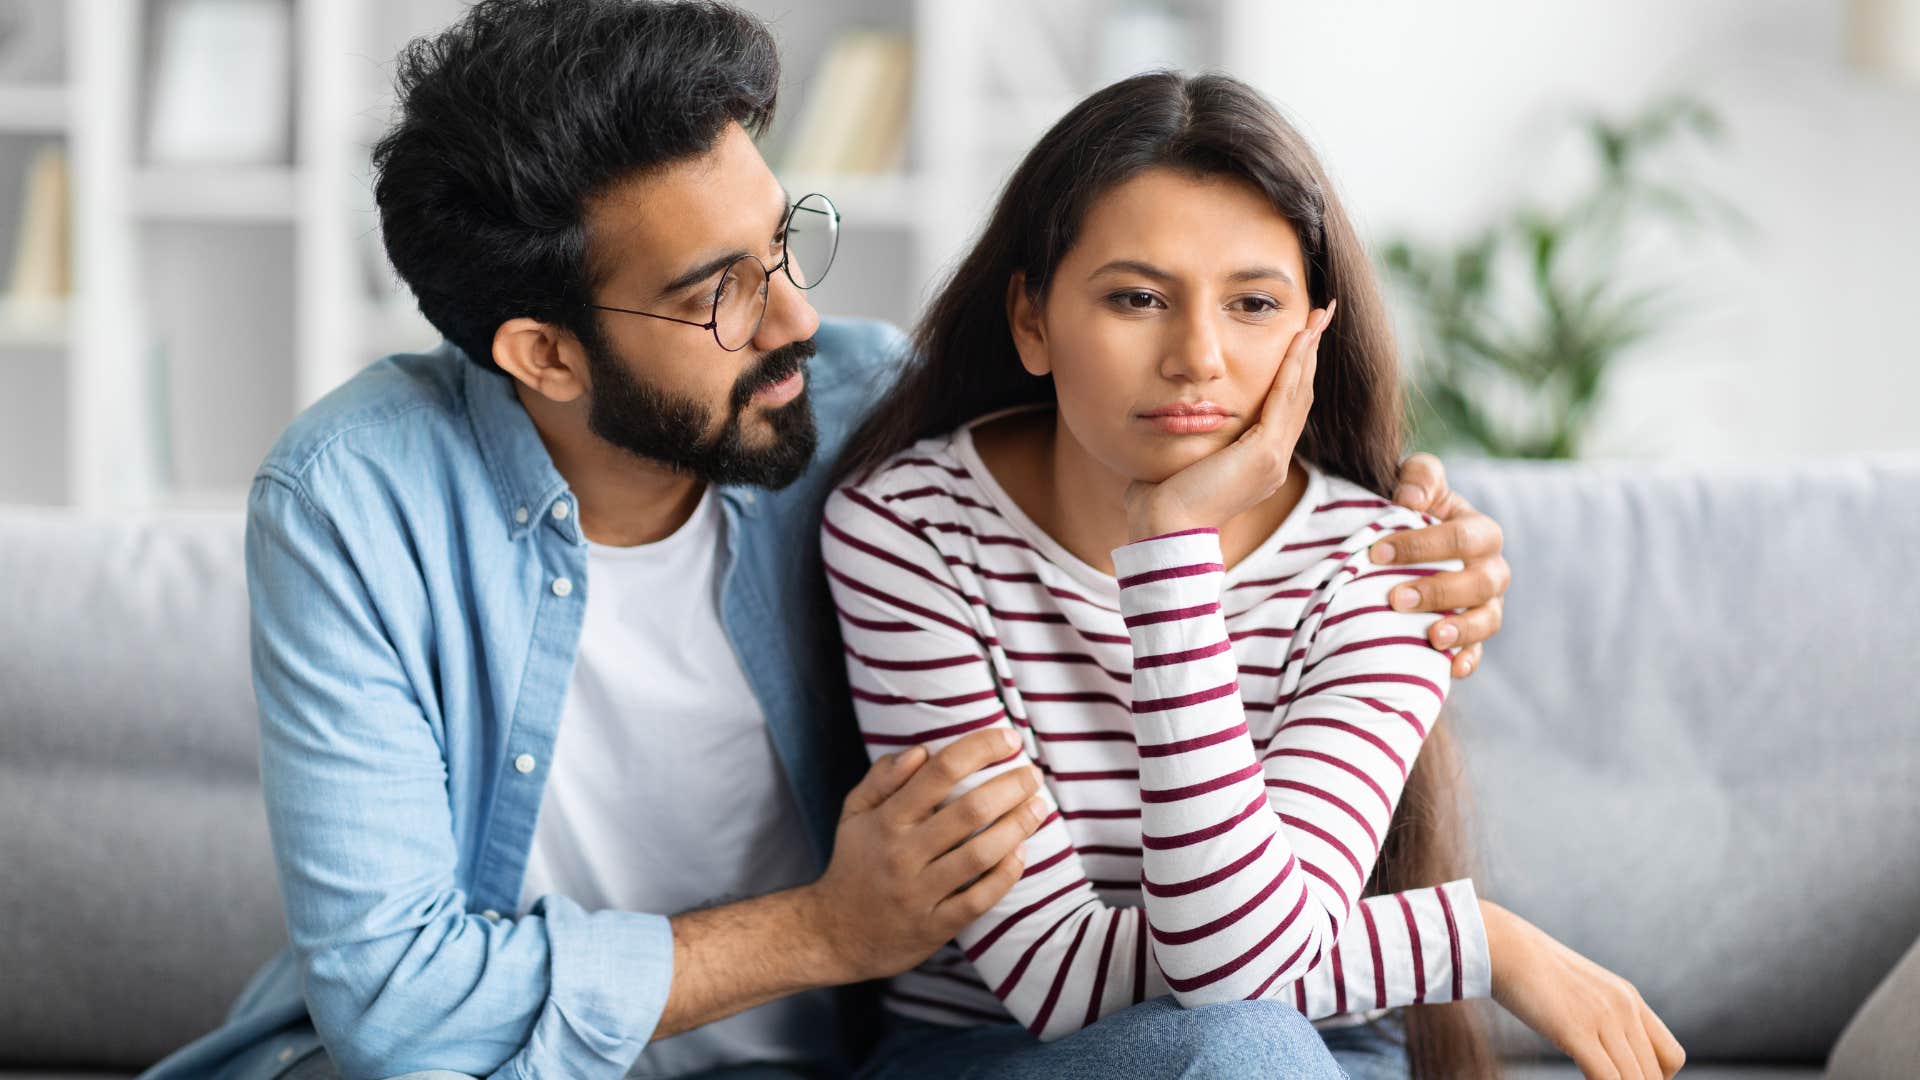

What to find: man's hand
left=1482, top=899, right=1685, bottom=1079
left=654, top=728, right=1044, bottom=1040
left=1369, top=452, right=1510, bottom=678
left=803, top=727, right=1047, bottom=984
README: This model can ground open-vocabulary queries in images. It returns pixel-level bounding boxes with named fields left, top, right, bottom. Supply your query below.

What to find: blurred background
left=0, top=0, right=1914, bottom=511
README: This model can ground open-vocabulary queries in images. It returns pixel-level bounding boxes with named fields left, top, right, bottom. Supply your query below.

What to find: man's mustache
left=731, top=338, right=818, bottom=408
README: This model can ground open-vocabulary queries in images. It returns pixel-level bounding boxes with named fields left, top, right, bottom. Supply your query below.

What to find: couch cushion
left=0, top=507, right=285, bottom=1068
left=1448, top=455, right=1920, bottom=1062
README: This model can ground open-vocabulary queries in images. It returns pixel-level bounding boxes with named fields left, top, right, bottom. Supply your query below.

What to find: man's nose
left=751, top=265, right=821, bottom=352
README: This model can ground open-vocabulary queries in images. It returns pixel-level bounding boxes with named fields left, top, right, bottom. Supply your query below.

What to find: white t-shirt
left=518, top=486, right=830, bottom=1078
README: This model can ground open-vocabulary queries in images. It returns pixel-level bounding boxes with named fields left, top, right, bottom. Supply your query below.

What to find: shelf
left=0, top=84, right=67, bottom=133
left=0, top=297, right=69, bottom=348
left=133, top=166, right=298, bottom=222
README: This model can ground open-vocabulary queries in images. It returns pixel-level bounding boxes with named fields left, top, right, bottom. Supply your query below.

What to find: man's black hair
left=371, top=0, right=780, bottom=369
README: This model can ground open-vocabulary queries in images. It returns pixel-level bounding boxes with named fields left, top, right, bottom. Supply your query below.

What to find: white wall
left=1226, top=0, right=1920, bottom=460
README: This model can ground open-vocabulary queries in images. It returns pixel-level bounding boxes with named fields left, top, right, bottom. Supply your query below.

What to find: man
left=141, top=2, right=1510, bottom=1078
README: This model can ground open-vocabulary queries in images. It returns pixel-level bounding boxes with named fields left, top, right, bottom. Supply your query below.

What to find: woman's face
left=1010, top=167, right=1312, bottom=484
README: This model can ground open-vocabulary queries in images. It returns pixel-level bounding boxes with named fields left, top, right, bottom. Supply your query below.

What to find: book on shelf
left=2, top=140, right=67, bottom=323
left=779, top=29, right=912, bottom=177
left=145, top=0, right=293, bottom=166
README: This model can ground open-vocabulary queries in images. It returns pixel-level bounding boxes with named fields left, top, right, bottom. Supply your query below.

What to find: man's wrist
left=786, top=883, right=859, bottom=988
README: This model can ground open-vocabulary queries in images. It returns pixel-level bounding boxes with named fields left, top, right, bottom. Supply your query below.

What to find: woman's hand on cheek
left=1123, top=300, right=1334, bottom=542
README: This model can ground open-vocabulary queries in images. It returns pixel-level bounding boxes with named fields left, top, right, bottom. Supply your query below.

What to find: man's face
left=577, top=122, right=823, bottom=488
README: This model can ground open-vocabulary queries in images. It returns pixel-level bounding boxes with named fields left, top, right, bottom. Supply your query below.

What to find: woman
left=823, top=72, right=1683, bottom=1080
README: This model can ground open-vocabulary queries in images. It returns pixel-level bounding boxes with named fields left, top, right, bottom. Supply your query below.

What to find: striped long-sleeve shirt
left=821, top=418, right=1492, bottom=1041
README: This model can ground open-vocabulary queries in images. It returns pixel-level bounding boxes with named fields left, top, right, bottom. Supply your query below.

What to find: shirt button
left=551, top=501, right=570, bottom=520
left=741, top=491, right=757, bottom=505
left=551, top=577, right=573, bottom=597
left=482, top=908, right=501, bottom=922
left=277, top=1047, right=294, bottom=1064
left=514, top=753, right=536, bottom=774
left=514, top=506, right=529, bottom=525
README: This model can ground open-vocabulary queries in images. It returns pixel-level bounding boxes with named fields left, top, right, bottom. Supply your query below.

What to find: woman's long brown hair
left=834, top=70, right=1497, bottom=1077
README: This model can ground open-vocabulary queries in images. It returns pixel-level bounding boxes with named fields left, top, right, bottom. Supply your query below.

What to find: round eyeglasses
left=587, top=192, right=840, bottom=352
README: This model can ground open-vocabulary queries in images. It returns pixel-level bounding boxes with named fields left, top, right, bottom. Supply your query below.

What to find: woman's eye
left=1110, top=290, right=1162, bottom=311
left=1233, top=296, right=1280, bottom=315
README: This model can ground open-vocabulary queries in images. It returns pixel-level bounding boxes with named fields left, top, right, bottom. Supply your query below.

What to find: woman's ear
left=492, top=317, right=588, bottom=403
left=1006, top=272, right=1052, bottom=378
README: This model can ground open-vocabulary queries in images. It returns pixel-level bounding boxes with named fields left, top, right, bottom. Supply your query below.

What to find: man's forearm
left=653, top=884, right=844, bottom=1040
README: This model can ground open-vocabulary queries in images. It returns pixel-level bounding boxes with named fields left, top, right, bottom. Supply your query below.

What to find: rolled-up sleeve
left=246, top=473, right=673, bottom=1080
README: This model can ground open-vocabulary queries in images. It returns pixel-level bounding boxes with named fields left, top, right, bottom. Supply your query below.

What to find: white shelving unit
left=0, top=0, right=1221, bottom=511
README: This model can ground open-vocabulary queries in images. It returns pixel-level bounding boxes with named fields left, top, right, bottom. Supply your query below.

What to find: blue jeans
left=856, top=999, right=1409, bottom=1080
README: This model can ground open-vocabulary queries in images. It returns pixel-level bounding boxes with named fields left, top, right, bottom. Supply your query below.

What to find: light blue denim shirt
left=140, top=319, right=906, bottom=1080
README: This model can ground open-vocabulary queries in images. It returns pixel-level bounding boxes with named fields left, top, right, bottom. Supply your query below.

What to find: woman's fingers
left=1597, top=1026, right=1644, bottom=1080
left=1261, top=299, right=1332, bottom=429
left=1625, top=1019, right=1663, bottom=1080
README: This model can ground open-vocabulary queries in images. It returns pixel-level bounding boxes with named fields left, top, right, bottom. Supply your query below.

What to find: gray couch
left=4, top=455, right=1917, bottom=1078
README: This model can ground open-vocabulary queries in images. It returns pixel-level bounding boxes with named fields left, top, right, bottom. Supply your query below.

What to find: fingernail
left=1016, top=842, right=1029, bottom=862
left=1459, top=655, right=1475, bottom=675
left=1026, top=796, right=1048, bottom=817
left=1001, top=728, right=1019, bottom=750
left=1391, top=587, right=1419, bottom=611
left=1433, top=623, right=1458, bottom=647
left=900, top=746, right=926, bottom=767
left=1394, top=484, right=1424, bottom=507
left=1371, top=541, right=1395, bottom=563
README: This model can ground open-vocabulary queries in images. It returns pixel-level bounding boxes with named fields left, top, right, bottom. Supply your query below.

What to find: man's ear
left=1006, top=272, right=1052, bottom=378
left=492, top=317, right=588, bottom=403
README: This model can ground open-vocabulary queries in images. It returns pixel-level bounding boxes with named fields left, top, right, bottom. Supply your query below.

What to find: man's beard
left=579, top=325, right=819, bottom=489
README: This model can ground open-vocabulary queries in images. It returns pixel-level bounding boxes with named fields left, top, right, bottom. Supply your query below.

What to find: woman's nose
left=1161, top=311, right=1227, bottom=382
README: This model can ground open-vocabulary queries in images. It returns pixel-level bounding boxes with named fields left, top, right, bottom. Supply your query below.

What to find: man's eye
left=772, top=229, right=788, bottom=250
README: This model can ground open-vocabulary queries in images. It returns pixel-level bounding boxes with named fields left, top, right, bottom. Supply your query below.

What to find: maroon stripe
left=1349, top=566, right=1442, bottom=584
left=1362, top=901, right=1385, bottom=1008
left=1139, top=720, right=1248, bottom=758
left=1150, top=859, right=1293, bottom=945
left=1142, top=834, right=1275, bottom=898
left=1278, top=812, right=1364, bottom=881
left=826, top=563, right=974, bottom=637
left=884, top=485, right=995, bottom=511
left=1398, top=893, right=1426, bottom=1004
left=913, top=517, right=1035, bottom=549
left=1287, top=672, right=1442, bottom=712
left=1024, top=689, right=1127, bottom=708
left=967, top=880, right=1088, bottom=960
left=1318, top=603, right=1394, bottom=630
left=1273, top=717, right=1408, bottom=781
left=862, top=709, right=1006, bottom=745
left=1123, top=601, right=1221, bottom=628
left=1140, top=762, right=1263, bottom=804
left=1298, top=636, right=1435, bottom=678
left=1332, top=940, right=1348, bottom=1013
left=1161, top=884, right=1308, bottom=992
left=1132, top=679, right=1239, bottom=714
left=1045, top=766, right=1139, bottom=783
left=1089, top=878, right=1142, bottom=891
left=1136, top=526, right=1219, bottom=542
left=1297, top=856, right=1352, bottom=914
left=1228, top=626, right=1297, bottom=640
left=1437, top=884, right=1464, bottom=1001
left=823, top=517, right=967, bottom=600
left=837, top=610, right=916, bottom=633
left=1314, top=498, right=1391, bottom=512
left=1354, top=694, right=1431, bottom=738
left=1280, top=534, right=1348, bottom=552
left=1085, top=916, right=1122, bottom=1028
left=891, top=455, right=970, bottom=478
left=1267, top=778, right=1379, bottom=848
left=1116, top=561, right=1224, bottom=588
left=1004, top=648, right=1129, bottom=684
left=1294, top=979, right=1307, bottom=1012
left=1247, top=929, right=1317, bottom=1000
left=992, top=899, right=1094, bottom=999
left=850, top=685, right=999, bottom=709
left=908, top=966, right=990, bottom=993
left=846, top=644, right=979, bottom=672
left=1018, top=845, right=1074, bottom=879
left=1080, top=844, right=1143, bottom=858
left=1034, top=729, right=1135, bottom=744
left=838, top=486, right=932, bottom=543
left=1060, top=807, right=1142, bottom=820
left=1135, top=639, right=1234, bottom=669
left=1029, top=916, right=1094, bottom=1034
left=1142, top=794, right=1267, bottom=850
left=1266, top=748, right=1393, bottom=815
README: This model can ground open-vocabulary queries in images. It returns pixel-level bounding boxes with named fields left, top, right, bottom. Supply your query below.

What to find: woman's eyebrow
left=1089, top=259, right=1177, bottom=282
left=1225, top=265, right=1296, bottom=287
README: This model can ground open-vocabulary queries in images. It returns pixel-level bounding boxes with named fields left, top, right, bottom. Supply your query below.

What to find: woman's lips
left=1139, top=403, right=1231, bottom=434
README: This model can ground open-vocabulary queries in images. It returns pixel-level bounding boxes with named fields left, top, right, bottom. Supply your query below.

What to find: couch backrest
left=0, top=506, right=280, bottom=1068
left=3, top=454, right=1916, bottom=1066
left=1448, top=454, right=1920, bottom=1061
